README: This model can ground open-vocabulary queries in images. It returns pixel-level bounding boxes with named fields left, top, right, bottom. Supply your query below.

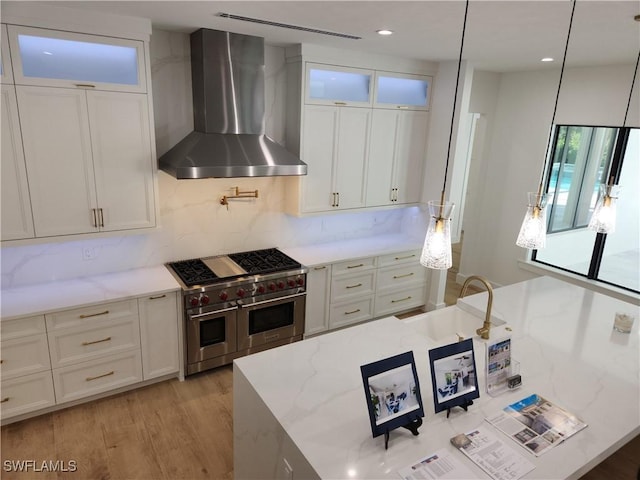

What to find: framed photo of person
left=360, top=351, right=424, bottom=442
left=428, top=339, right=479, bottom=415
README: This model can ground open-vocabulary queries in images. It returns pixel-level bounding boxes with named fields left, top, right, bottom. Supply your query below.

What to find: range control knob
left=287, top=279, right=296, bottom=288
left=219, top=291, right=228, bottom=301
left=257, top=285, right=266, bottom=294
left=277, top=280, right=285, bottom=289
left=200, top=295, right=210, bottom=305
left=268, top=282, right=277, bottom=291
left=297, top=277, right=305, bottom=286
left=237, top=288, right=246, bottom=298
left=189, top=297, right=199, bottom=307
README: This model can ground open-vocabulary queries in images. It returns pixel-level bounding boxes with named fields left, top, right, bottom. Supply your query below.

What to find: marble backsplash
left=0, top=29, right=427, bottom=289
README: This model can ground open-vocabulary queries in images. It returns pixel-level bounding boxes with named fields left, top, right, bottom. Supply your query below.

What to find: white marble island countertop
left=1, top=266, right=180, bottom=320
left=233, top=276, right=639, bottom=479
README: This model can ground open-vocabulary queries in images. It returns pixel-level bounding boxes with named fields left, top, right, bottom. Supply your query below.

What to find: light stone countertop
left=234, top=275, right=640, bottom=479
left=280, top=234, right=424, bottom=267
left=0, top=266, right=181, bottom=320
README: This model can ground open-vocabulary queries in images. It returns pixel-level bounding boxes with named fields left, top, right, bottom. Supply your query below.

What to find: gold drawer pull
left=1, top=397, right=9, bottom=403
left=79, top=310, right=109, bottom=319
left=393, top=273, right=415, bottom=279
left=313, top=266, right=327, bottom=270
left=395, top=254, right=416, bottom=260
left=346, top=283, right=362, bottom=289
left=75, top=83, right=96, bottom=88
left=345, top=309, right=361, bottom=315
left=391, top=296, right=412, bottom=303
left=82, top=336, right=112, bottom=346
left=149, top=294, right=167, bottom=300
left=334, top=101, right=347, bottom=106
left=347, top=263, right=364, bottom=269
left=86, top=371, right=114, bottom=382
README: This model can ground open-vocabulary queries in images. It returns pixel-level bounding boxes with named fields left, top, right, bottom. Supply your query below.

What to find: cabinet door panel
left=305, top=265, right=330, bottom=336
left=301, top=105, right=337, bottom=212
left=17, top=86, right=98, bottom=236
left=1, top=84, right=34, bottom=240
left=1, top=371, right=55, bottom=420
left=334, top=108, right=370, bottom=209
left=366, top=109, right=398, bottom=206
left=87, top=91, right=155, bottom=231
left=395, top=111, right=428, bottom=204
left=138, top=292, right=179, bottom=380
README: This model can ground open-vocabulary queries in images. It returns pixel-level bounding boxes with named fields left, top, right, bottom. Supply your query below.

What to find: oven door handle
left=239, top=292, right=306, bottom=309
left=189, top=306, right=237, bottom=320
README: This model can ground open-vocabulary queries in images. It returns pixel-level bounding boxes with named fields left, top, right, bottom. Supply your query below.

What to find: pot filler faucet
left=458, top=275, right=494, bottom=340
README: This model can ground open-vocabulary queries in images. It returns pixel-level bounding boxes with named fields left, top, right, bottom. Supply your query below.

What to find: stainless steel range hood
left=159, top=29, right=307, bottom=179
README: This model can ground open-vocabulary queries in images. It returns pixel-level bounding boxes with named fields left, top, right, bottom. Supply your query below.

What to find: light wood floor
left=2, top=237, right=638, bottom=479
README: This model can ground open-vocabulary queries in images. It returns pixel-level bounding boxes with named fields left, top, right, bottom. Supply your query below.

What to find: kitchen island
left=233, top=276, right=639, bottom=479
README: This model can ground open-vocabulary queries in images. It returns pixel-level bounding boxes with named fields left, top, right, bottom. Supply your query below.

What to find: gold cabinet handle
left=336, top=192, right=340, bottom=207
left=79, top=310, right=109, bottom=319
left=396, top=105, right=409, bottom=109
left=313, top=266, right=327, bottom=270
left=98, top=208, right=104, bottom=227
left=391, top=296, right=412, bottom=303
left=1, top=397, right=9, bottom=403
left=345, top=309, right=361, bottom=315
left=334, top=101, right=347, bottom=106
left=346, top=283, right=362, bottom=289
left=331, top=193, right=336, bottom=207
left=347, top=263, right=364, bottom=269
left=91, top=208, right=98, bottom=228
left=395, top=254, right=416, bottom=260
left=393, top=273, right=414, bottom=279
left=86, top=371, right=114, bottom=382
left=81, top=336, right=111, bottom=346
left=75, top=83, right=96, bottom=88
left=149, top=294, right=167, bottom=300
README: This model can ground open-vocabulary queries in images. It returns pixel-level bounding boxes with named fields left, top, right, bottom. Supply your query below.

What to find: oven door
left=186, top=306, right=237, bottom=364
left=236, top=292, right=306, bottom=350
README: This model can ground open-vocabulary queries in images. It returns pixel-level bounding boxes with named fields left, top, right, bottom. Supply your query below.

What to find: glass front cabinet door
left=305, top=63, right=373, bottom=107
left=373, top=71, right=431, bottom=110
left=7, top=25, right=146, bottom=93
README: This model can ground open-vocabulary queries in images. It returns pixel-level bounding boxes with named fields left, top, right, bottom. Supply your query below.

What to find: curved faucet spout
left=458, top=275, right=493, bottom=340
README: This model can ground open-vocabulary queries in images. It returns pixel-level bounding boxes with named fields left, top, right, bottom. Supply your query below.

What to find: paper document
left=398, top=448, right=477, bottom=480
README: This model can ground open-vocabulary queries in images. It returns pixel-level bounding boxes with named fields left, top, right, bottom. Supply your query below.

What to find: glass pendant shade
left=420, top=201, right=455, bottom=270
left=516, top=193, right=548, bottom=249
left=588, top=184, right=621, bottom=234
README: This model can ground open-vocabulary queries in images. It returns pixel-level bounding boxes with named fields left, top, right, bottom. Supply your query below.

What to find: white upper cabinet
left=373, top=71, right=431, bottom=110
left=1, top=84, right=35, bottom=240
left=1, top=24, right=14, bottom=84
left=305, top=63, right=373, bottom=107
left=7, top=26, right=146, bottom=93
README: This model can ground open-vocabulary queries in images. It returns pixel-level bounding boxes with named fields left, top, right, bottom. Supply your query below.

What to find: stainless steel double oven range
left=166, top=248, right=307, bottom=376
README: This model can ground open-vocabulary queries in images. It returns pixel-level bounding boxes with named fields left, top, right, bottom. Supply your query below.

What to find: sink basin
left=404, top=307, right=506, bottom=343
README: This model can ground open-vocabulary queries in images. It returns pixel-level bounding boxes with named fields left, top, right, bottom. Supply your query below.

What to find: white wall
left=0, top=29, right=424, bottom=289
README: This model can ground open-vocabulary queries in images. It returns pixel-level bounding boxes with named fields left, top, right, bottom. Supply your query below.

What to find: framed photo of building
left=360, top=351, right=424, bottom=440
left=428, top=339, right=479, bottom=414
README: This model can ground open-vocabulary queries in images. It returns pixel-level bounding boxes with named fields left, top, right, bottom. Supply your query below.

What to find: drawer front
left=331, top=271, right=376, bottom=303
left=377, top=250, right=421, bottom=268
left=48, top=316, right=140, bottom=368
left=52, top=350, right=142, bottom=404
left=46, top=299, right=138, bottom=331
left=332, top=256, right=376, bottom=276
left=1, top=371, right=56, bottom=420
left=1, top=315, right=46, bottom=340
left=1, top=333, right=51, bottom=380
left=374, top=285, right=426, bottom=318
left=376, top=264, right=427, bottom=292
left=329, top=297, right=374, bottom=329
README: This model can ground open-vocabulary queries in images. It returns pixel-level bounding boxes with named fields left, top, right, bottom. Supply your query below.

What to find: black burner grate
left=167, top=259, right=218, bottom=287
left=228, top=248, right=301, bottom=275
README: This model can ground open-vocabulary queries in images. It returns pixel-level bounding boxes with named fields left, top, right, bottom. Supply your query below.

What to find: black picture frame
left=428, top=338, right=479, bottom=414
left=360, top=351, right=424, bottom=441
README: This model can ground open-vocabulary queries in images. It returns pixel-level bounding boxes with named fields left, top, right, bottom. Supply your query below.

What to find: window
left=534, top=126, right=639, bottom=294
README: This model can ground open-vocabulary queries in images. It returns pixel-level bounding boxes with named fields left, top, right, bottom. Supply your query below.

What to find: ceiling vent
left=215, top=12, right=361, bottom=40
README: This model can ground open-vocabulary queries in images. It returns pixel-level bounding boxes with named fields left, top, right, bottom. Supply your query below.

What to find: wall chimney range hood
left=159, top=28, right=307, bottom=179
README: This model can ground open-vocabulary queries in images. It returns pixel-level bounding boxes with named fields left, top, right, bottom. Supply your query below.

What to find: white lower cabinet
left=304, top=249, right=426, bottom=336
left=1, top=291, right=180, bottom=423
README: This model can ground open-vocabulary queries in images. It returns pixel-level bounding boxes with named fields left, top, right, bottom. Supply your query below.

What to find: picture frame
left=360, top=351, right=424, bottom=444
left=428, top=338, right=479, bottom=415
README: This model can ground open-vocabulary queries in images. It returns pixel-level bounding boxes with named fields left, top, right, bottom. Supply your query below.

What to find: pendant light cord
left=439, top=0, right=469, bottom=210
left=536, top=0, right=577, bottom=198
left=623, top=51, right=640, bottom=127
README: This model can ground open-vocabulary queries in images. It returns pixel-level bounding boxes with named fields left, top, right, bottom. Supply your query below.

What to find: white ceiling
left=34, top=1, right=640, bottom=71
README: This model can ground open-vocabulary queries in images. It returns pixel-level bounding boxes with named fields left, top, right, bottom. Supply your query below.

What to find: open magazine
left=486, top=393, right=587, bottom=456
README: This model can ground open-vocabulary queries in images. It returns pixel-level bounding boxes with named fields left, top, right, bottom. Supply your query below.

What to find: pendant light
left=516, top=0, right=577, bottom=250
left=420, top=0, right=469, bottom=270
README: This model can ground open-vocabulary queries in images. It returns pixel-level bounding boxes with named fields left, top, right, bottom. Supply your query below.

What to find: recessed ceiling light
left=541, top=57, right=554, bottom=62
left=376, top=29, right=393, bottom=36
